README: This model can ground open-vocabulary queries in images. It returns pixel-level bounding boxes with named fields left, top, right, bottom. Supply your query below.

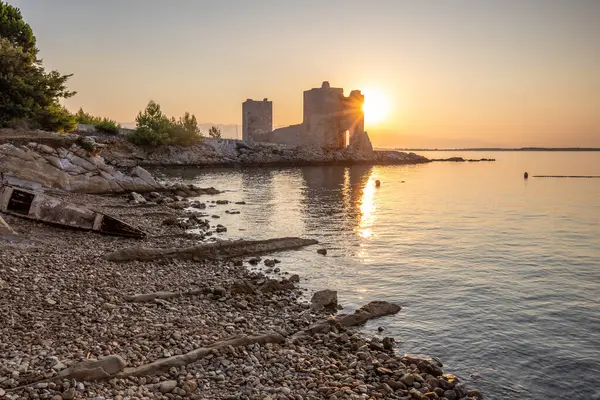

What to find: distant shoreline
left=390, top=147, right=600, bottom=152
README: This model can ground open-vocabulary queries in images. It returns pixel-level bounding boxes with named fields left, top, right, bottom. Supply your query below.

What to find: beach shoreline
left=0, top=183, right=483, bottom=400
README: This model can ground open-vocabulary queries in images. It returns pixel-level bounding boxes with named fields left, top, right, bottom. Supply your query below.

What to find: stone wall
left=244, top=82, right=371, bottom=154
left=242, top=99, right=272, bottom=142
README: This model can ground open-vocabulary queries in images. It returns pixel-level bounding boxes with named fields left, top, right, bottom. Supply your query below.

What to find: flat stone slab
left=104, top=237, right=319, bottom=262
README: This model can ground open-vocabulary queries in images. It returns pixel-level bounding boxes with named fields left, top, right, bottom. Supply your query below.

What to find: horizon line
left=389, top=147, right=600, bottom=152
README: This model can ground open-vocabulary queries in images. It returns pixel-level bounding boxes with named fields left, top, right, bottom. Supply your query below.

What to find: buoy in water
left=524, top=172, right=529, bottom=179
left=375, top=180, right=381, bottom=187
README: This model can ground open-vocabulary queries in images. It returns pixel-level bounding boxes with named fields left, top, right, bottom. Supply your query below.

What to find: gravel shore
left=0, top=191, right=482, bottom=400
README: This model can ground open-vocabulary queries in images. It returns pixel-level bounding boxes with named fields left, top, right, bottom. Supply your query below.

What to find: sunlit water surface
left=153, top=152, right=600, bottom=400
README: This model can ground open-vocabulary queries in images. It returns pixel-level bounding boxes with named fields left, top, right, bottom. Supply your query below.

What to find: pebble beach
left=0, top=189, right=482, bottom=400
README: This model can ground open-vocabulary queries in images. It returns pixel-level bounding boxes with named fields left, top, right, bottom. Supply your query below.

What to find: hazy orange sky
left=9, top=0, right=600, bottom=148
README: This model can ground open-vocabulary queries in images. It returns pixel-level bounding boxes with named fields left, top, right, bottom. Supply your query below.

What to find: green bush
left=170, top=112, right=202, bottom=146
left=74, top=108, right=120, bottom=134
left=77, top=137, right=96, bottom=154
left=208, top=126, right=222, bottom=139
left=127, top=101, right=202, bottom=146
left=0, top=2, right=76, bottom=132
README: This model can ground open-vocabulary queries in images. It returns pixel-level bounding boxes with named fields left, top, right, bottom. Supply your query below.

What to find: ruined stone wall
left=242, top=82, right=371, bottom=153
left=242, top=99, right=272, bottom=142
left=257, top=124, right=305, bottom=147
left=302, top=82, right=367, bottom=150
left=302, top=82, right=346, bottom=149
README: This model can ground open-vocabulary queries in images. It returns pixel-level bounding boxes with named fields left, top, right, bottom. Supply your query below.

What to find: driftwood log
left=16, top=300, right=400, bottom=388
left=115, top=333, right=285, bottom=378
left=104, top=237, right=318, bottom=262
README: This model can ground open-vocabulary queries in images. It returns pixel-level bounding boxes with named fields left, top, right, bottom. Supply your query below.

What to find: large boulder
left=0, top=142, right=162, bottom=194
left=311, top=289, right=338, bottom=310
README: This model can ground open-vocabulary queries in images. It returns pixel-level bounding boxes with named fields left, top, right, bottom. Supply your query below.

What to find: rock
left=289, top=274, right=300, bottom=283
left=62, top=388, right=76, bottom=400
left=162, top=217, right=179, bottom=226
left=388, top=380, right=407, bottom=391
left=216, top=225, right=227, bottom=233
left=259, top=279, right=282, bottom=293
left=182, top=380, right=198, bottom=394
left=55, top=355, right=126, bottom=380
left=317, top=248, right=327, bottom=255
left=159, top=380, right=178, bottom=393
left=382, top=337, right=395, bottom=350
left=400, top=373, right=414, bottom=387
left=0, top=142, right=162, bottom=194
left=104, top=238, right=318, bottom=262
left=167, top=201, right=188, bottom=210
left=213, top=286, right=227, bottom=297
left=216, top=200, right=229, bottom=204
left=131, top=166, right=161, bottom=188
left=311, top=289, right=337, bottom=309
left=466, top=389, right=484, bottom=399
left=264, top=259, right=276, bottom=267
left=149, top=191, right=162, bottom=199
left=409, top=388, right=424, bottom=399
left=443, top=390, right=457, bottom=400
left=230, top=280, right=256, bottom=295
left=129, top=192, right=147, bottom=203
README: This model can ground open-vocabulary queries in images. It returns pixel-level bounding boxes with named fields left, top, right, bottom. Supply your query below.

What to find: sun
left=362, top=88, right=391, bottom=124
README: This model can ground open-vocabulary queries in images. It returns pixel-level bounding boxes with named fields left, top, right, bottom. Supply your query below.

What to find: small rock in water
left=382, top=337, right=395, bottom=350
left=311, top=289, right=337, bottom=309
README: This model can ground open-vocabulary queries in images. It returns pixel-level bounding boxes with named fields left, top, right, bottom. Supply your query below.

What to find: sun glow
left=362, top=88, right=391, bottom=124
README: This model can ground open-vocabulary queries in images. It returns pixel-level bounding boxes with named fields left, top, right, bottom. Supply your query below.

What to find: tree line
left=0, top=1, right=220, bottom=146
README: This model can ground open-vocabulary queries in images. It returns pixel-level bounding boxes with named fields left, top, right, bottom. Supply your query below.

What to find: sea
left=153, top=151, right=600, bottom=400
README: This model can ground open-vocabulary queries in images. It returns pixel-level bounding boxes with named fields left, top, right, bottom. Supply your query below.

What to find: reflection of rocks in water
left=300, top=166, right=372, bottom=235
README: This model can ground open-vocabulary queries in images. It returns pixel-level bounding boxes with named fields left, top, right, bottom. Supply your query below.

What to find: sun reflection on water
left=357, top=176, right=377, bottom=239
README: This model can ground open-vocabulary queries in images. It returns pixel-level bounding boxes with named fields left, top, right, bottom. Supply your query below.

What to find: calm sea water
left=153, top=152, right=600, bottom=400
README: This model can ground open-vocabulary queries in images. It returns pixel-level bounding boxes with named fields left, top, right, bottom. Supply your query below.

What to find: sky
left=8, top=0, right=600, bottom=148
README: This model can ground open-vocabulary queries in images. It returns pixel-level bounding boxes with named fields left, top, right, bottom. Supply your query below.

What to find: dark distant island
left=394, top=147, right=600, bottom=152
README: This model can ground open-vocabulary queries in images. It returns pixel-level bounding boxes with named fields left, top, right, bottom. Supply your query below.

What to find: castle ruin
left=242, top=82, right=373, bottom=154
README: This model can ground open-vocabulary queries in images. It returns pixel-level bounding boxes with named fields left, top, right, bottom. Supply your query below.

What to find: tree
left=127, top=101, right=171, bottom=146
left=127, top=101, right=202, bottom=146
left=170, top=111, right=202, bottom=146
left=208, top=126, right=222, bottom=139
left=0, top=2, right=76, bottom=132
left=0, top=1, right=36, bottom=57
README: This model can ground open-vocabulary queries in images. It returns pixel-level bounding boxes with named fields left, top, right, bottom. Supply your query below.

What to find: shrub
left=93, top=118, right=120, bottom=134
left=74, top=108, right=120, bottom=134
left=170, top=112, right=202, bottom=146
left=77, top=137, right=96, bottom=154
left=208, top=126, right=222, bottom=139
left=127, top=101, right=202, bottom=146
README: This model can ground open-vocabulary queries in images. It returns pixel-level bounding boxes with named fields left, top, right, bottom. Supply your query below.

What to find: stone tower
left=242, top=98, right=272, bottom=142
